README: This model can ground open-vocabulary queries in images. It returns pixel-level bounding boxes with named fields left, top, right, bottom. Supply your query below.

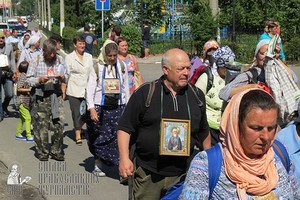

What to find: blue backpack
left=161, top=140, right=290, bottom=200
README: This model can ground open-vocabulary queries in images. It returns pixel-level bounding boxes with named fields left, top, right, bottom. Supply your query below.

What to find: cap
left=203, top=40, right=219, bottom=58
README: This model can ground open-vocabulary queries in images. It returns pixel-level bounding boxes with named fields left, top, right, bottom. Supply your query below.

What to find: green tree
left=185, top=0, right=218, bottom=53
left=17, top=0, right=35, bottom=16
left=133, top=0, right=166, bottom=27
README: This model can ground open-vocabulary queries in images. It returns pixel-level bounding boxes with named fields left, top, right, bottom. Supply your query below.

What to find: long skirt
left=86, top=105, right=124, bottom=166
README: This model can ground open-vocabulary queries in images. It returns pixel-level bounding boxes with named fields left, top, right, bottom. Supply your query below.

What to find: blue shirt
left=259, top=32, right=285, bottom=60
left=277, top=123, right=300, bottom=185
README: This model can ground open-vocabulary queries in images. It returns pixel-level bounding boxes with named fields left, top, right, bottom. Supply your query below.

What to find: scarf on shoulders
left=220, top=88, right=278, bottom=200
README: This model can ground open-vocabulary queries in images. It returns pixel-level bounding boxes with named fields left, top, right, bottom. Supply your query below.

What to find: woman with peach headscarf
left=180, top=88, right=300, bottom=199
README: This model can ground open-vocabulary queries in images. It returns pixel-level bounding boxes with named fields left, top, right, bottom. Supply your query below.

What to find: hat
left=212, top=46, right=236, bottom=68
left=0, top=31, right=4, bottom=38
left=203, top=40, right=219, bottom=58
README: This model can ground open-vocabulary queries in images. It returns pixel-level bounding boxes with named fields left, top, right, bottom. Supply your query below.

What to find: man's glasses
left=0, top=37, right=5, bottom=39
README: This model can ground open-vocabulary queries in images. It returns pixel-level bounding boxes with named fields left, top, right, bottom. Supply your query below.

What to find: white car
left=0, top=23, right=9, bottom=32
left=23, top=20, right=28, bottom=28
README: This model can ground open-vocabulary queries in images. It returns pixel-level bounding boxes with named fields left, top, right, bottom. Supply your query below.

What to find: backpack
left=161, top=140, right=290, bottom=200
left=145, top=80, right=204, bottom=110
left=190, top=56, right=205, bottom=78
left=189, top=65, right=214, bottom=93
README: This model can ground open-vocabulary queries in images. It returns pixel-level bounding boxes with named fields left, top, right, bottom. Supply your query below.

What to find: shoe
left=92, top=168, right=106, bottom=177
left=4, top=111, right=10, bottom=118
left=76, top=139, right=82, bottom=146
left=26, top=137, right=34, bottom=142
left=37, top=154, right=48, bottom=161
left=50, top=153, right=65, bottom=161
left=16, top=135, right=27, bottom=141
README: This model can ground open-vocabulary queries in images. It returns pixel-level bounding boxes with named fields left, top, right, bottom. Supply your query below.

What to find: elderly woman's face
left=239, top=107, right=278, bottom=159
left=106, top=50, right=118, bottom=65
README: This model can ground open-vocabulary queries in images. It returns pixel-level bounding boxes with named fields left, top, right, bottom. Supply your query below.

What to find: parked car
left=23, top=20, right=28, bottom=28
left=14, top=25, right=26, bottom=37
left=0, top=23, right=9, bottom=32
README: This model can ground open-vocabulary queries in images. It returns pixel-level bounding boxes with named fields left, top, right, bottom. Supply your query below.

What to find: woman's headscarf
left=98, top=39, right=117, bottom=65
left=220, top=88, right=279, bottom=200
left=25, top=35, right=41, bottom=48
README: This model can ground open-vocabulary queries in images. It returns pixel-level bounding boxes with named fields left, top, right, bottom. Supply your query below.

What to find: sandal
left=76, top=139, right=82, bottom=146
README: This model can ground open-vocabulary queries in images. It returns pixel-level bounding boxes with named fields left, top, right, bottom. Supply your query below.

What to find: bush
left=120, top=24, right=142, bottom=57
left=285, top=37, right=300, bottom=62
left=99, top=24, right=142, bottom=57
left=62, top=26, right=80, bottom=39
left=52, top=25, right=60, bottom=35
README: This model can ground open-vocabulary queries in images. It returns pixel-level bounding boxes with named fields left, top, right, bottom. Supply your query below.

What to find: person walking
left=117, top=48, right=210, bottom=199
left=26, top=39, right=67, bottom=161
left=65, top=35, right=93, bottom=145
left=81, top=24, right=98, bottom=56
left=0, top=30, right=16, bottom=118
left=180, top=88, right=300, bottom=199
left=117, top=36, right=144, bottom=94
left=142, top=21, right=151, bottom=58
left=86, top=41, right=130, bottom=176
left=15, top=61, right=33, bottom=142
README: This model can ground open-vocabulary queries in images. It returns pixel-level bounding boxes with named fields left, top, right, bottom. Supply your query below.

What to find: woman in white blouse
left=65, top=35, right=93, bottom=146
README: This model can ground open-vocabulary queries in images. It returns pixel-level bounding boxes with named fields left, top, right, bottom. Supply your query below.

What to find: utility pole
left=43, top=0, right=47, bottom=28
left=47, top=0, right=51, bottom=31
left=209, top=0, right=220, bottom=42
left=41, top=0, right=44, bottom=26
left=209, top=0, right=218, bottom=18
left=60, top=0, right=64, bottom=36
left=2, top=0, right=5, bottom=22
left=37, top=0, right=41, bottom=23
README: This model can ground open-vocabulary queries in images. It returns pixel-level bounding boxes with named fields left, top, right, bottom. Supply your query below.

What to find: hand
left=119, top=157, right=134, bottom=179
left=39, top=76, right=49, bottom=84
left=90, top=108, right=99, bottom=122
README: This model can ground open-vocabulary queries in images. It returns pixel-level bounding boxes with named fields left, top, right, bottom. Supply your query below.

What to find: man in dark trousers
left=0, top=30, right=16, bottom=119
left=142, top=21, right=151, bottom=58
left=117, top=48, right=211, bottom=200
left=81, top=25, right=98, bottom=56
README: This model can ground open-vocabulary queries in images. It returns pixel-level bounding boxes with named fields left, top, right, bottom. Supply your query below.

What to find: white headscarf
left=254, top=39, right=270, bottom=57
left=25, top=35, right=41, bottom=48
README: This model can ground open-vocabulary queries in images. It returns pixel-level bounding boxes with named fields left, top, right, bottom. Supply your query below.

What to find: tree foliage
left=185, top=0, right=218, bottom=53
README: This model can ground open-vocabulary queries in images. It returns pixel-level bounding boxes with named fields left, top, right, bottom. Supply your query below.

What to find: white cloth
left=25, top=35, right=41, bottom=48
left=265, top=58, right=300, bottom=123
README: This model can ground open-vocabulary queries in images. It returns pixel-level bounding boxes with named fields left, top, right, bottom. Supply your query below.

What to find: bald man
left=117, top=48, right=210, bottom=199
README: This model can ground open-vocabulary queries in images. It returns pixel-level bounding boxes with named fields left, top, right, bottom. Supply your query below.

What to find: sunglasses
left=0, top=37, right=5, bottom=39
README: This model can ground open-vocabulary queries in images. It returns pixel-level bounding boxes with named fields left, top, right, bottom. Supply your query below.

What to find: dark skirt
left=86, top=105, right=125, bottom=166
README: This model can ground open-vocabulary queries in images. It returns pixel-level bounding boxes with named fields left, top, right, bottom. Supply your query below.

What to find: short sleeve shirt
left=118, top=77, right=209, bottom=176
